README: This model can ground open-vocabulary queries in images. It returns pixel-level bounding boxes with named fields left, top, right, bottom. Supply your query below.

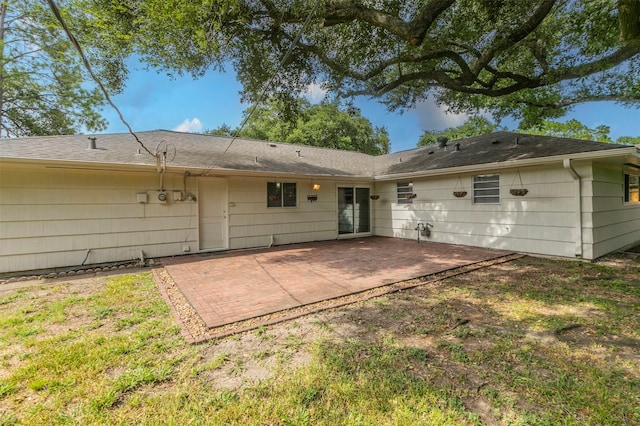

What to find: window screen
left=397, top=182, right=413, bottom=204
left=473, top=174, right=500, bottom=204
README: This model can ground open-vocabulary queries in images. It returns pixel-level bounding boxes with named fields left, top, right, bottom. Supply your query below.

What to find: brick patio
left=161, top=237, right=512, bottom=329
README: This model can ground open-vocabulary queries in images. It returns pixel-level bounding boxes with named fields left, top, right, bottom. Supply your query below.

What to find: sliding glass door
left=338, top=187, right=370, bottom=235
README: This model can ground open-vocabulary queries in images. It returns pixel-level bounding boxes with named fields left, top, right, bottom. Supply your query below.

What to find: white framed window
left=267, top=182, right=296, bottom=207
left=397, top=182, right=414, bottom=204
left=625, top=174, right=639, bottom=203
left=473, top=174, right=500, bottom=204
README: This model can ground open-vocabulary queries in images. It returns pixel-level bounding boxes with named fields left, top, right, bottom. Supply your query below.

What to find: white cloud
left=173, top=118, right=202, bottom=133
left=303, top=82, right=328, bottom=104
left=412, top=99, right=470, bottom=131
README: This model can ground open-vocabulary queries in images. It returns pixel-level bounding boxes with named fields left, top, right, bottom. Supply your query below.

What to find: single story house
left=1, top=130, right=639, bottom=274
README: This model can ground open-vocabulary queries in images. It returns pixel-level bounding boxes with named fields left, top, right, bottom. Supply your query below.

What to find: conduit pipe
left=563, top=159, right=583, bottom=257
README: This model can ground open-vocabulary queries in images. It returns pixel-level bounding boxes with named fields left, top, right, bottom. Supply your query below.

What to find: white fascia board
left=186, top=167, right=372, bottom=181
left=1, top=158, right=371, bottom=182
left=373, top=147, right=637, bottom=181
left=1, top=157, right=159, bottom=173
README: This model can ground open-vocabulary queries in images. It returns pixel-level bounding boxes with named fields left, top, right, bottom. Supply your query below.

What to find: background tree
left=83, top=0, right=640, bottom=125
left=613, top=136, right=640, bottom=145
left=418, top=117, right=639, bottom=145
left=520, top=119, right=612, bottom=142
left=418, top=116, right=503, bottom=146
left=0, top=0, right=106, bottom=137
left=205, top=123, right=234, bottom=137
left=206, top=99, right=390, bottom=155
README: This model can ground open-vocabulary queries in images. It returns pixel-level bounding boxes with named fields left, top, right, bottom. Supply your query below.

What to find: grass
left=0, top=256, right=638, bottom=425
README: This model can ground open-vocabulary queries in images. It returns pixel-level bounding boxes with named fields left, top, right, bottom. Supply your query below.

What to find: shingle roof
left=377, top=132, right=632, bottom=175
left=0, top=130, right=375, bottom=177
left=0, top=130, right=634, bottom=178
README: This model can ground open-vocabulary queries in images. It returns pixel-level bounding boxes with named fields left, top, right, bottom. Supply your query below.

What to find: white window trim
left=473, top=174, right=501, bottom=205
left=396, top=182, right=414, bottom=204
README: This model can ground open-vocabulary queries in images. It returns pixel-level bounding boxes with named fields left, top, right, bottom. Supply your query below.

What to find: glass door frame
left=337, top=183, right=373, bottom=239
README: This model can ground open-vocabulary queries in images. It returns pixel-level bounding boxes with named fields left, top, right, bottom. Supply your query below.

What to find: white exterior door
left=198, top=179, right=228, bottom=251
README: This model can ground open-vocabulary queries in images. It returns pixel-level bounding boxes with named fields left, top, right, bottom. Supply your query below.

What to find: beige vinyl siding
left=586, top=164, right=640, bottom=258
left=0, top=164, right=197, bottom=273
left=373, top=166, right=580, bottom=258
left=226, top=177, right=338, bottom=249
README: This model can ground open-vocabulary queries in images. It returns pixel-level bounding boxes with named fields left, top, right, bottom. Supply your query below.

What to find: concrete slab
left=161, top=237, right=512, bottom=329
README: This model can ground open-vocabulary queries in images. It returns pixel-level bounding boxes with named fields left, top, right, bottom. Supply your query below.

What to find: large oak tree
left=82, top=0, right=640, bottom=125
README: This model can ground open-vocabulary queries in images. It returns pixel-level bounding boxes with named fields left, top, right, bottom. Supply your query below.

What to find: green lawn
left=0, top=256, right=638, bottom=425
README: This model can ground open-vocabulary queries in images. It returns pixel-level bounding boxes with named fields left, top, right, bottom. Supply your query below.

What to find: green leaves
left=206, top=99, right=390, bottom=155
left=521, top=118, right=613, bottom=142
left=417, top=116, right=638, bottom=145
left=418, top=116, right=503, bottom=146
left=0, top=0, right=107, bottom=137
left=68, top=0, right=640, bottom=126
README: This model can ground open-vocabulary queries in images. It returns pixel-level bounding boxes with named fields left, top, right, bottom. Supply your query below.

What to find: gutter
left=563, top=158, right=583, bottom=258
left=0, top=157, right=371, bottom=182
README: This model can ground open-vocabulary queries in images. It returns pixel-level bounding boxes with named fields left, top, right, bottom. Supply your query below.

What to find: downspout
left=563, top=159, right=583, bottom=257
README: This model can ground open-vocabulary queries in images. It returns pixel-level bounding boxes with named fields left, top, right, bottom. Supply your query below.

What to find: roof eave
left=0, top=157, right=373, bottom=181
left=373, top=147, right=637, bottom=181
left=191, top=167, right=370, bottom=181
left=0, top=157, right=160, bottom=173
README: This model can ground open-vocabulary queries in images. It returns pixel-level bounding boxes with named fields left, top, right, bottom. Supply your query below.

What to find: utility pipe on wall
left=563, top=159, right=583, bottom=257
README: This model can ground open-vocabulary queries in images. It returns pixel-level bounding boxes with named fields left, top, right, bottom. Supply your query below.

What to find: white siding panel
left=588, top=163, right=640, bottom=258
left=2, top=228, right=197, bottom=256
left=0, top=242, right=191, bottom=274
left=373, top=166, right=580, bottom=258
left=225, top=177, right=341, bottom=251
left=0, top=165, right=198, bottom=273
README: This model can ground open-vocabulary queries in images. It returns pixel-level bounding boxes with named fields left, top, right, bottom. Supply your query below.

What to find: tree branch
left=545, top=40, right=640, bottom=83
left=471, top=0, right=558, bottom=75
left=323, top=0, right=454, bottom=45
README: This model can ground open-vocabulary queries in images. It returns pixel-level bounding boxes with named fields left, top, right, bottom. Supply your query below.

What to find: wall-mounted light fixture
left=308, top=183, right=320, bottom=202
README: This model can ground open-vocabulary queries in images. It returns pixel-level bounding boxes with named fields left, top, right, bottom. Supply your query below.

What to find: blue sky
left=100, top=62, right=640, bottom=153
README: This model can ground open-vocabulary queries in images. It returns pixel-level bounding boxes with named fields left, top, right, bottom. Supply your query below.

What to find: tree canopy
left=0, top=0, right=106, bottom=137
left=80, top=0, right=640, bottom=125
left=522, top=119, right=613, bottom=143
left=206, top=100, right=390, bottom=155
left=419, top=116, right=639, bottom=145
left=418, top=116, right=503, bottom=146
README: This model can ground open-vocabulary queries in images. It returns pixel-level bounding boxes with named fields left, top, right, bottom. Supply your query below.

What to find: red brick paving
left=161, top=237, right=512, bottom=329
